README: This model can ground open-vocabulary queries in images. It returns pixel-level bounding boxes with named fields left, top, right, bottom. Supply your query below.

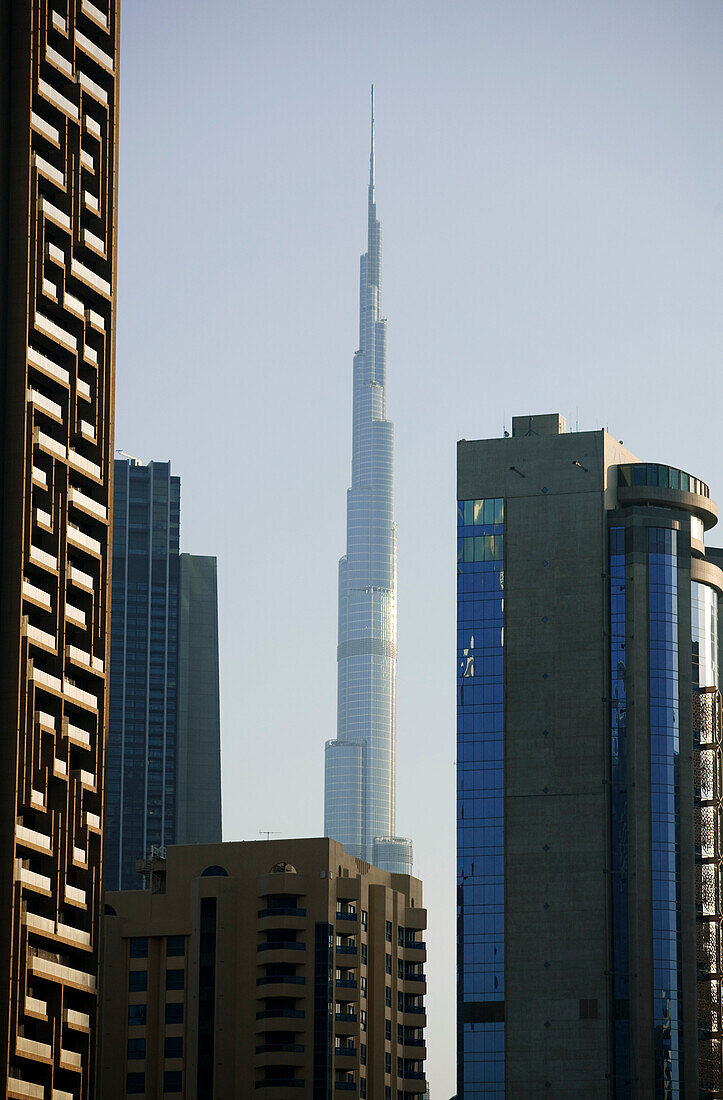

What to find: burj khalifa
left=324, top=89, right=413, bottom=876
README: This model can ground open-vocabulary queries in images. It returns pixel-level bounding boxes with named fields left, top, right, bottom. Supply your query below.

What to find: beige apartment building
left=99, top=838, right=427, bottom=1097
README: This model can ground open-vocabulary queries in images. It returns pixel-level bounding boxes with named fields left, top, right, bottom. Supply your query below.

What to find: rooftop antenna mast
left=259, top=830, right=282, bottom=841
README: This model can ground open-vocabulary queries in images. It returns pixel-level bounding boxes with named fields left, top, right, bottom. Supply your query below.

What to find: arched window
left=201, top=865, right=228, bottom=878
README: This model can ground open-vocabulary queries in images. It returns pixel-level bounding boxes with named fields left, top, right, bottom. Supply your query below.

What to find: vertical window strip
left=457, top=498, right=505, bottom=1097
left=648, top=527, right=682, bottom=1098
left=609, top=526, right=631, bottom=1096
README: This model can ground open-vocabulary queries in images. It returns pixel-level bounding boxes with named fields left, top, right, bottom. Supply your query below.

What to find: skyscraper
left=106, top=458, right=222, bottom=890
left=457, top=413, right=723, bottom=1097
left=324, top=89, right=412, bottom=876
left=0, top=3, right=119, bottom=1096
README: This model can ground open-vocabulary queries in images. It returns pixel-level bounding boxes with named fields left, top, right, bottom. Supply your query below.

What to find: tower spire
left=369, top=83, right=375, bottom=197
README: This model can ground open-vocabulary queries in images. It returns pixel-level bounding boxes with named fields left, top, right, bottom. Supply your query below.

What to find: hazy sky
left=117, top=2, right=723, bottom=1092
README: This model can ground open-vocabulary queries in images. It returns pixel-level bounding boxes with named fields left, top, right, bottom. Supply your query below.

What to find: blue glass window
left=609, top=527, right=630, bottom=1095
left=648, top=527, right=682, bottom=1098
left=457, top=497, right=505, bottom=1096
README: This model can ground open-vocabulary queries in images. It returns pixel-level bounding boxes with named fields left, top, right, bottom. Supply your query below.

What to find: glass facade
left=648, top=527, right=682, bottom=1098
left=457, top=496, right=504, bottom=1098
left=609, top=526, right=630, bottom=1095
left=324, top=99, right=411, bottom=873
left=692, top=582, right=718, bottom=691
left=107, top=460, right=180, bottom=890
left=618, top=463, right=709, bottom=499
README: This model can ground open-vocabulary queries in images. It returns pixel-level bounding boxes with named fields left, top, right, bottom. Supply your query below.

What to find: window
left=398, top=1057, right=404, bottom=1076
left=397, top=959, right=404, bottom=979
left=126, top=1072, right=145, bottom=1094
left=127, top=1038, right=146, bottom=1060
left=385, top=1019, right=391, bottom=1040
left=164, top=1036, right=183, bottom=1058
left=361, top=909, right=368, bottom=930
left=385, top=1052, right=392, bottom=1073
left=398, top=926, right=404, bottom=947
left=166, top=935, right=185, bottom=957
left=385, top=986, right=391, bottom=1007
left=397, top=992, right=403, bottom=1011
left=166, top=968, right=184, bottom=991
left=360, top=1080, right=366, bottom=1098
left=128, top=1004, right=146, bottom=1027
left=360, top=975, right=367, bottom=996
left=360, top=1042, right=366, bottom=1065
left=361, top=943, right=367, bottom=965
left=165, top=1002, right=184, bottom=1025
left=163, top=1070, right=183, bottom=1093
left=385, top=920, right=392, bottom=942
left=580, top=998, right=598, bottom=1020
left=130, top=937, right=148, bottom=958
left=201, top=865, right=228, bottom=877
left=129, top=970, right=147, bottom=992
left=385, top=953, right=392, bottom=975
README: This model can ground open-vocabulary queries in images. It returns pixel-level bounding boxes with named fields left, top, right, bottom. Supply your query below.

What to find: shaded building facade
left=324, top=89, right=412, bottom=876
left=0, top=2, right=119, bottom=1096
left=457, top=413, right=723, bottom=1097
left=106, top=459, right=221, bottom=890
left=99, top=838, right=427, bottom=1097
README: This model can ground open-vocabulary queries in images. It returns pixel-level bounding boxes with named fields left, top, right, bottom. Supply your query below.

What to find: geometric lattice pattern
left=1, top=3, right=118, bottom=1097
left=693, top=688, right=723, bottom=1098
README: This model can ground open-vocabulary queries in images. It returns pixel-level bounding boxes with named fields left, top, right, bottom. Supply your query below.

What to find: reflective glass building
left=457, top=413, right=723, bottom=1098
left=107, top=459, right=222, bottom=889
left=324, top=91, right=412, bottom=875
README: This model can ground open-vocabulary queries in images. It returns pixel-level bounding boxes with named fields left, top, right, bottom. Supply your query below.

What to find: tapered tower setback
left=325, top=90, right=412, bottom=875
left=0, top=2, right=119, bottom=1096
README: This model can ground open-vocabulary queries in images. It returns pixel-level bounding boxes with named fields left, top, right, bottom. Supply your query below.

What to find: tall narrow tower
left=324, top=89, right=412, bottom=875
left=0, top=2, right=119, bottom=1095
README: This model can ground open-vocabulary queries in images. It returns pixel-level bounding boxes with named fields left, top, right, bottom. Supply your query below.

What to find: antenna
left=259, top=830, right=282, bottom=842
left=369, top=83, right=375, bottom=193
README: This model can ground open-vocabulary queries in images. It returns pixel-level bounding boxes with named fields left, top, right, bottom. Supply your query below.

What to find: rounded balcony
left=616, top=463, right=718, bottom=530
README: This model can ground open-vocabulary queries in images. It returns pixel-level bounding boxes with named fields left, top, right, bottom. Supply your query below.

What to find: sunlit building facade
left=0, top=3, right=119, bottom=1096
left=457, top=413, right=723, bottom=1098
left=324, top=90, right=412, bottom=875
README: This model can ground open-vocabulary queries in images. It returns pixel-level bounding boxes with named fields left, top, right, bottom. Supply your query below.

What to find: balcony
left=255, top=1081, right=304, bottom=1091
left=335, top=981, right=359, bottom=1004
left=258, top=907, right=307, bottom=919
left=256, top=975, right=305, bottom=988
left=401, top=1077, right=427, bottom=1094
left=255, top=1047, right=305, bottom=1069
left=336, top=944, right=357, bottom=957
left=336, top=910, right=358, bottom=923
left=334, top=1044, right=357, bottom=1058
left=258, top=941, right=305, bottom=952
left=256, top=1044, right=304, bottom=1055
left=334, top=1084, right=356, bottom=1093
left=256, top=1009, right=304, bottom=1021
left=334, top=1011, right=358, bottom=1034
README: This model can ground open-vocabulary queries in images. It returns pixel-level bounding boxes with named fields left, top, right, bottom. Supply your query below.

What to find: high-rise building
left=324, top=89, right=412, bottom=876
left=457, top=413, right=723, bottom=1098
left=99, top=838, right=427, bottom=1097
left=106, top=459, right=222, bottom=890
left=0, top=3, right=119, bottom=1096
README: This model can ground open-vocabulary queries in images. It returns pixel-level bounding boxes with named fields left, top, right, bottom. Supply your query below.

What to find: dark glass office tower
left=107, top=459, right=221, bottom=889
left=457, top=413, right=723, bottom=1098
left=324, top=88, right=412, bottom=875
